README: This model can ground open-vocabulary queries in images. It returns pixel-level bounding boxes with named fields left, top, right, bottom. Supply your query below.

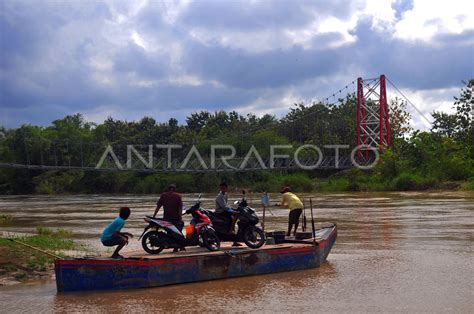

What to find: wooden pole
left=8, top=238, right=64, bottom=259
left=302, top=199, right=307, bottom=232
left=310, top=198, right=316, bottom=245
left=261, top=192, right=269, bottom=232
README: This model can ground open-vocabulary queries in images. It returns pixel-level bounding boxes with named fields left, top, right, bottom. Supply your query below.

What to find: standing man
left=154, top=184, right=184, bottom=231
left=280, top=186, right=304, bottom=237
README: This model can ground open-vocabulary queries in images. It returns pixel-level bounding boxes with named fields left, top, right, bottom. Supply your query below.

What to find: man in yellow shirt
left=280, top=186, right=303, bottom=236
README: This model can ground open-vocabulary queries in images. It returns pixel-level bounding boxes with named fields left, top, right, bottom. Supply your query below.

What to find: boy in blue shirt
left=101, top=207, right=133, bottom=259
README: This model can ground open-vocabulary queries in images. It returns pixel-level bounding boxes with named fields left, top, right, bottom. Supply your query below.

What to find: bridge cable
left=386, top=77, right=433, bottom=126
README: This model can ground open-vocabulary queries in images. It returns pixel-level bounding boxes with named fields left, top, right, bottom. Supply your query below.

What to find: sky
left=1, top=0, right=473, bottom=130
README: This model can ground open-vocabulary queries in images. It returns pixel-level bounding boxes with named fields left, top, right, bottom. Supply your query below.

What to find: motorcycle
left=201, top=191, right=266, bottom=249
left=139, top=197, right=220, bottom=254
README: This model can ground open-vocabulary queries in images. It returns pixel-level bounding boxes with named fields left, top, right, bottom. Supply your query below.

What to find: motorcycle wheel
left=198, top=236, right=204, bottom=247
left=142, top=231, right=165, bottom=254
left=201, top=229, right=220, bottom=251
left=243, top=226, right=266, bottom=249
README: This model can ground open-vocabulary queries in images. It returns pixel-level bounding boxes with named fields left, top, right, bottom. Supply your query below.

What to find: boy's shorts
left=102, top=236, right=122, bottom=246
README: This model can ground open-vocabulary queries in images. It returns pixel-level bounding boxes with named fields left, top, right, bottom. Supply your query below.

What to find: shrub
left=251, top=175, right=281, bottom=192
left=441, top=157, right=472, bottom=180
left=280, top=173, right=313, bottom=192
left=391, top=172, right=434, bottom=191
left=0, top=214, right=13, bottom=225
left=33, top=171, right=84, bottom=194
left=35, top=181, right=55, bottom=194
left=319, top=178, right=350, bottom=192
left=460, top=177, right=474, bottom=191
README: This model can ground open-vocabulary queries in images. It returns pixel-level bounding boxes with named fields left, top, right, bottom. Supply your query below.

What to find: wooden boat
left=55, top=224, right=336, bottom=292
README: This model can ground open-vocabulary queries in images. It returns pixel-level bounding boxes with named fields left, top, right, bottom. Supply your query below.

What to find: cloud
left=349, top=20, right=474, bottom=90
left=393, top=0, right=474, bottom=41
left=0, top=0, right=473, bottom=130
left=179, top=0, right=354, bottom=31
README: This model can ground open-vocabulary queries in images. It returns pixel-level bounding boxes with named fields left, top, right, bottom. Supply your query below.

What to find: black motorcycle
left=201, top=194, right=266, bottom=249
left=139, top=199, right=220, bottom=254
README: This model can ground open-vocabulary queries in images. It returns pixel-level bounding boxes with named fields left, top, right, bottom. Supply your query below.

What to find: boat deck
left=99, top=241, right=316, bottom=260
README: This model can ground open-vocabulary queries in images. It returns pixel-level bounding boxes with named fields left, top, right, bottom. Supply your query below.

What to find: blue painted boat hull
left=55, top=224, right=336, bottom=292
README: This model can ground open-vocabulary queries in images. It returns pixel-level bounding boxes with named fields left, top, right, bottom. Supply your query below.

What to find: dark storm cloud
left=0, top=1, right=110, bottom=58
left=114, top=43, right=169, bottom=79
left=179, top=0, right=354, bottom=30
left=182, top=36, right=343, bottom=89
left=139, top=82, right=259, bottom=110
left=0, top=1, right=112, bottom=113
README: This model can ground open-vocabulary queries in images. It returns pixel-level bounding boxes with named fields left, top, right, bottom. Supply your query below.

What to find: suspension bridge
left=0, top=74, right=427, bottom=173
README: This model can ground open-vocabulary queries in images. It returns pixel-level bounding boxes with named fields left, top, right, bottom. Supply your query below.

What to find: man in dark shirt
left=154, top=184, right=184, bottom=231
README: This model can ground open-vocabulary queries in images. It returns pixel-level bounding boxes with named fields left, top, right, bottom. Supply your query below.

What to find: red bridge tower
left=357, top=74, right=390, bottom=158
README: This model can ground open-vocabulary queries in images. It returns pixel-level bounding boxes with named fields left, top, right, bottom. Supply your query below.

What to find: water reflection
left=51, top=262, right=337, bottom=312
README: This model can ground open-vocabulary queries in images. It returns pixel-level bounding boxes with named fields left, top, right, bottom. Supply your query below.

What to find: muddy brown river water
left=0, top=191, right=473, bottom=313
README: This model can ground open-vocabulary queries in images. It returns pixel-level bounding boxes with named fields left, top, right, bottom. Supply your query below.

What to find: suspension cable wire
left=386, top=77, right=433, bottom=126
left=318, top=79, right=357, bottom=106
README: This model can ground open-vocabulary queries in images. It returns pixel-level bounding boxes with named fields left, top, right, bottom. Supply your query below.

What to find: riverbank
left=1, top=168, right=473, bottom=195
left=0, top=228, right=85, bottom=286
left=316, top=171, right=474, bottom=192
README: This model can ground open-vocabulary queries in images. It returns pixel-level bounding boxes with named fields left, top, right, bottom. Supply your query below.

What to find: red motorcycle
left=139, top=197, right=220, bottom=254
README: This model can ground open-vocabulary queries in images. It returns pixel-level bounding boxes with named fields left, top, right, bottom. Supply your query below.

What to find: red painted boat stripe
left=267, top=247, right=315, bottom=255
left=268, top=252, right=313, bottom=256
left=58, top=257, right=196, bottom=267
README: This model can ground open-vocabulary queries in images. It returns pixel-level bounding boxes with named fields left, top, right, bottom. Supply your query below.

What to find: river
left=0, top=191, right=472, bottom=313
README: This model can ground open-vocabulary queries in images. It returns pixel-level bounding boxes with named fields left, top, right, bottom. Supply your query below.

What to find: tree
left=453, top=79, right=473, bottom=147
left=432, top=79, right=473, bottom=145
left=431, top=111, right=458, bottom=137
left=389, top=97, right=412, bottom=139
left=186, top=111, right=210, bottom=133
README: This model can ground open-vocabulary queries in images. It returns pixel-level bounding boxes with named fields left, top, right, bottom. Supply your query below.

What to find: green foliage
left=318, top=170, right=391, bottom=192
left=441, top=156, right=473, bottom=181
left=375, top=148, right=400, bottom=179
left=33, top=171, right=84, bottom=194
left=0, top=214, right=13, bottom=225
left=459, top=177, right=474, bottom=191
left=391, top=173, right=433, bottom=191
left=280, top=173, right=313, bottom=192
left=132, top=173, right=196, bottom=194
left=318, top=177, right=351, bottom=192
left=432, top=79, right=473, bottom=151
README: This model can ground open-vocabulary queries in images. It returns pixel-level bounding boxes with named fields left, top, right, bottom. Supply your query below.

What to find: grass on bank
left=0, top=214, right=13, bottom=225
left=315, top=169, right=473, bottom=192
left=0, top=227, right=80, bottom=282
left=459, top=177, right=474, bottom=191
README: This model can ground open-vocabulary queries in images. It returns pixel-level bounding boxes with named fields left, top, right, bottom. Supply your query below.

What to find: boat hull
left=55, top=224, right=336, bottom=292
